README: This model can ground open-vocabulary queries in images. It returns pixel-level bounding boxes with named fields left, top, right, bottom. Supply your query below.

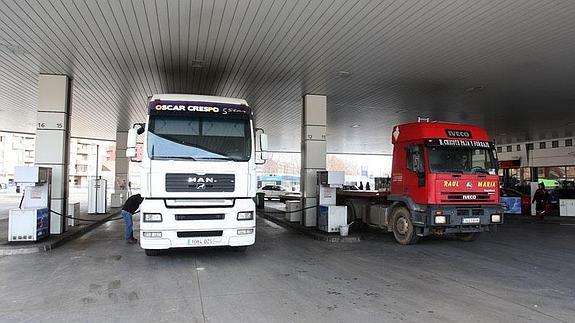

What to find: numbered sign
left=37, top=112, right=67, bottom=131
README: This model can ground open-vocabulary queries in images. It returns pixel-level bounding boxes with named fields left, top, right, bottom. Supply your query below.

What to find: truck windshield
left=427, top=146, right=497, bottom=175
left=147, top=115, right=251, bottom=161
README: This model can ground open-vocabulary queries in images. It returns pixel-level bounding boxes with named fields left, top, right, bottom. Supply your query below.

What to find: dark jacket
left=122, top=194, right=144, bottom=214
left=532, top=189, right=549, bottom=211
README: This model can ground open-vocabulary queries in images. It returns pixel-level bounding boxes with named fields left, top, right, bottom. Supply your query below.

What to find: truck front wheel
left=392, top=207, right=419, bottom=245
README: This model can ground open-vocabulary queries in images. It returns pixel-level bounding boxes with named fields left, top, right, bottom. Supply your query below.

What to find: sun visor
left=426, top=139, right=494, bottom=149
left=148, top=100, right=252, bottom=119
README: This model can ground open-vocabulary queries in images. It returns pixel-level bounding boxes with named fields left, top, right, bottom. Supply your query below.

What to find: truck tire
left=457, top=232, right=479, bottom=242
left=392, top=207, right=420, bottom=245
left=145, top=249, right=162, bottom=256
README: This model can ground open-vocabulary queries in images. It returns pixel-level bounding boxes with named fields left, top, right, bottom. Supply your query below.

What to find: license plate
left=187, top=238, right=219, bottom=246
left=462, top=217, right=480, bottom=224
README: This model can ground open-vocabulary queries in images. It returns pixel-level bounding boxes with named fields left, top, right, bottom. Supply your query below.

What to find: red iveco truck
left=369, top=120, right=503, bottom=244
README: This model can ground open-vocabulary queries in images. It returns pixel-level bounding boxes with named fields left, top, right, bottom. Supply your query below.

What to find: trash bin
left=255, top=192, right=265, bottom=209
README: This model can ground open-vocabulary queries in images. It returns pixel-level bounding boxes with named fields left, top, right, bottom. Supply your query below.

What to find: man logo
left=187, top=177, right=214, bottom=183
left=466, top=182, right=473, bottom=189
left=196, top=183, right=206, bottom=190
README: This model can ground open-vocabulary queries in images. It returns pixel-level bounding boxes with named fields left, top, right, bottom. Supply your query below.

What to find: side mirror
left=260, top=133, right=269, bottom=159
left=411, top=145, right=425, bottom=187
left=126, top=128, right=138, bottom=158
left=255, top=129, right=268, bottom=164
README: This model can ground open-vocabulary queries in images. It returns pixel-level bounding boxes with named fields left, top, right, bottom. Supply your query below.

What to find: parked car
left=258, top=185, right=288, bottom=200
left=500, top=187, right=530, bottom=214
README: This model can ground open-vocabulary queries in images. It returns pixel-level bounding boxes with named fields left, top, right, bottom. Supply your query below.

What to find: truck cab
left=127, top=94, right=267, bottom=255
left=388, top=121, right=503, bottom=244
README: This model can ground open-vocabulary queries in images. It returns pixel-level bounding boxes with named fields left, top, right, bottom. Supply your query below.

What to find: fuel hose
left=258, top=205, right=318, bottom=215
left=49, top=209, right=135, bottom=222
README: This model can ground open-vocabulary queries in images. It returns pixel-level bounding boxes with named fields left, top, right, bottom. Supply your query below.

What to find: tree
left=327, top=155, right=361, bottom=175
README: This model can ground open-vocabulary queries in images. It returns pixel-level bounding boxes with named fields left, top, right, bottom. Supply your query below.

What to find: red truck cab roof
left=392, top=122, right=491, bottom=144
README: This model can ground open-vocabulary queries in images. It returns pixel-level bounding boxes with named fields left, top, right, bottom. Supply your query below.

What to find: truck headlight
left=143, top=213, right=162, bottom=222
left=237, top=211, right=254, bottom=220
left=435, top=215, right=447, bottom=224
left=491, top=214, right=502, bottom=223
left=143, top=232, right=162, bottom=238
left=237, top=228, right=254, bottom=235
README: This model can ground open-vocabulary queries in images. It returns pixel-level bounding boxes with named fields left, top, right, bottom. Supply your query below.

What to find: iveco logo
left=187, top=177, right=214, bottom=183
left=462, top=194, right=477, bottom=200
left=466, top=182, right=473, bottom=189
left=446, top=129, right=472, bottom=139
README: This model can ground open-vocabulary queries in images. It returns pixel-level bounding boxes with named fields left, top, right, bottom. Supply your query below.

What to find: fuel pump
left=8, top=166, right=52, bottom=241
left=316, top=171, right=348, bottom=233
left=88, top=177, right=107, bottom=214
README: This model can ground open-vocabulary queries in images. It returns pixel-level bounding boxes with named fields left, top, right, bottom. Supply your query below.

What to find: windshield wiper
left=195, top=157, right=235, bottom=161
left=434, top=169, right=464, bottom=174
left=153, top=156, right=197, bottom=161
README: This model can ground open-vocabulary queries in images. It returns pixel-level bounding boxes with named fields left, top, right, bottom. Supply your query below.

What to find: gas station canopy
left=0, top=0, right=574, bottom=153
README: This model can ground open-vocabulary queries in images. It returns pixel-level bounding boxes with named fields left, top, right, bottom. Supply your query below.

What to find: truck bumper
left=140, top=228, right=256, bottom=249
left=417, top=205, right=503, bottom=236
left=139, top=198, right=256, bottom=250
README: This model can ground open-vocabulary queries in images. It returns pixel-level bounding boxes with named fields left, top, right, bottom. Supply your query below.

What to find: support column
left=531, top=167, right=539, bottom=182
left=300, top=95, right=327, bottom=227
left=35, top=74, right=71, bottom=234
left=113, top=131, right=130, bottom=206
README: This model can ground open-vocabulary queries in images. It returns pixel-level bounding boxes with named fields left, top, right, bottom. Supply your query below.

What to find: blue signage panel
left=36, top=208, right=50, bottom=239
left=500, top=197, right=522, bottom=214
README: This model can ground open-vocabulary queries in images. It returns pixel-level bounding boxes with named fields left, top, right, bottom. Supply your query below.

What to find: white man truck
left=126, top=94, right=267, bottom=256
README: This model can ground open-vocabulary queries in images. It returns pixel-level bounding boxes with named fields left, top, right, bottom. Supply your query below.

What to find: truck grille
left=441, top=192, right=492, bottom=203
left=177, top=230, right=223, bottom=238
left=175, top=214, right=225, bottom=220
left=165, top=173, right=235, bottom=193
left=457, top=209, right=485, bottom=216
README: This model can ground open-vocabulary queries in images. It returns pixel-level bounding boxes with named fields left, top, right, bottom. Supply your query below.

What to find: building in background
left=68, top=140, right=92, bottom=187
left=0, top=133, right=35, bottom=187
left=68, top=140, right=116, bottom=188
left=0, top=132, right=116, bottom=190
left=497, top=137, right=575, bottom=188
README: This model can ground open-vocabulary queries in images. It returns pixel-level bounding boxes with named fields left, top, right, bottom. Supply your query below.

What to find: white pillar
left=35, top=74, right=71, bottom=234
left=300, top=95, right=327, bottom=227
left=113, top=131, right=130, bottom=205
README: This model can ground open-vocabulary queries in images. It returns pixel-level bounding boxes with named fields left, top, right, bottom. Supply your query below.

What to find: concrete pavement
left=0, top=215, right=573, bottom=322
